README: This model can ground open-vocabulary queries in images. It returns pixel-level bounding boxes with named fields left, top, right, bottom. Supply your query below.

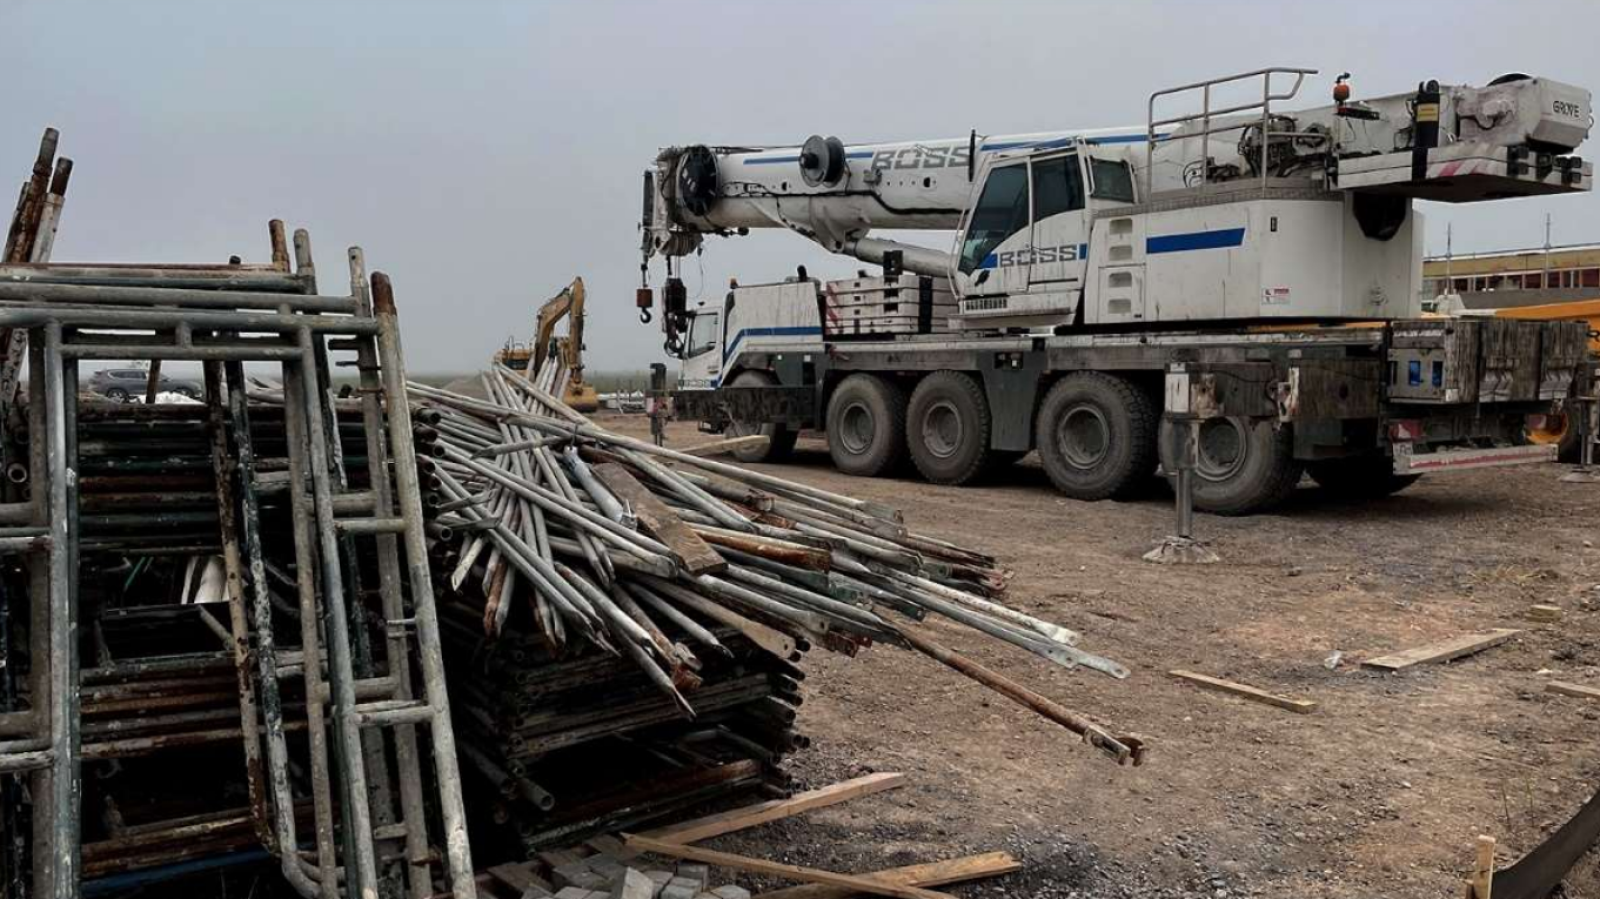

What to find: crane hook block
left=800, top=135, right=847, bottom=187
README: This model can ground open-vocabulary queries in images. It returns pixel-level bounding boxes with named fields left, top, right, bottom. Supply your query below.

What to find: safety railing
left=1145, top=66, right=1319, bottom=199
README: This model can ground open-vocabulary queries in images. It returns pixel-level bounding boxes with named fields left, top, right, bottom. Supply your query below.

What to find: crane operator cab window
left=684, top=310, right=720, bottom=358
left=958, top=163, right=1030, bottom=276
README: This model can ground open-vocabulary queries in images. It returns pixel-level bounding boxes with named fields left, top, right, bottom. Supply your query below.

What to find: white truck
left=635, top=68, right=1595, bottom=513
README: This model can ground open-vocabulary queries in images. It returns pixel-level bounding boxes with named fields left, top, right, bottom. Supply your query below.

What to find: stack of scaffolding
left=0, top=129, right=475, bottom=899
left=413, top=363, right=1143, bottom=859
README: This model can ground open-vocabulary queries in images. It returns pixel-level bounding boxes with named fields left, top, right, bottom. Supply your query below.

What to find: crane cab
left=950, top=144, right=1138, bottom=329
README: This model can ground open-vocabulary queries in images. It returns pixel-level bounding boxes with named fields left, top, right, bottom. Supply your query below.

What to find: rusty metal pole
left=349, top=246, right=433, bottom=899
left=280, top=353, right=341, bottom=890
left=201, top=360, right=271, bottom=848
left=35, top=321, right=81, bottom=899
left=880, top=616, right=1145, bottom=766
left=371, top=273, right=475, bottom=897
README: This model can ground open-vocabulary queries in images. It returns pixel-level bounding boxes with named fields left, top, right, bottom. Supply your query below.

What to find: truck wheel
left=724, top=370, right=797, bottom=463
left=1306, top=457, right=1421, bottom=498
left=1160, top=416, right=1303, bottom=515
left=907, top=371, right=992, bottom=485
left=826, top=373, right=907, bottom=477
left=1035, top=372, right=1157, bottom=501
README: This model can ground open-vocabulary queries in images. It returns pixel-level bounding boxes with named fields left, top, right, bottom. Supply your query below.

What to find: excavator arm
left=533, top=277, right=599, bottom=413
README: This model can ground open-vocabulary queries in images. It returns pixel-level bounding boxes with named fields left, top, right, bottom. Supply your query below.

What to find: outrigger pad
left=1142, top=536, right=1220, bottom=565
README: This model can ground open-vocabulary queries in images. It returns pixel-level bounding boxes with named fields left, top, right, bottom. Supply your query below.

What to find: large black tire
left=1306, top=456, right=1422, bottom=498
left=1160, top=416, right=1303, bottom=515
left=1034, top=372, right=1158, bottom=501
left=907, top=371, right=993, bottom=485
left=724, top=370, right=798, bottom=463
left=825, top=373, right=907, bottom=478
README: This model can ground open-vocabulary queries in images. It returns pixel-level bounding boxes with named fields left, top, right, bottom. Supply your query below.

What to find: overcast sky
left=6, top=0, right=1599, bottom=373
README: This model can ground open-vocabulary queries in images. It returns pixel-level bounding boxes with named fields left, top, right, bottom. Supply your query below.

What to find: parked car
left=87, top=368, right=201, bottom=402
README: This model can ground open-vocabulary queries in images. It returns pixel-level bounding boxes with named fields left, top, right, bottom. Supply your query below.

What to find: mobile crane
left=636, top=68, right=1595, bottom=513
left=494, top=276, right=600, bottom=412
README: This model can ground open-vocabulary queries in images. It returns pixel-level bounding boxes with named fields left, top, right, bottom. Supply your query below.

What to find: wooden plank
left=639, top=772, right=907, bottom=845
left=593, top=462, right=726, bottom=575
left=1546, top=681, right=1600, bottom=701
left=1362, top=629, right=1521, bottom=671
left=751, top=851, right=1020, bottom=899
left=621, top=835, right=955, bottom=899
left=682, top=435, right=770, bottom=457
left=1168, top=670, right=1317, bottom=714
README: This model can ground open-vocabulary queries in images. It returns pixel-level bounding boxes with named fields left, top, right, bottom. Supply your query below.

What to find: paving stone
left=641, top=869, right=674, bottom=898
left=554, top=888, right=597, bottom=899
left=554, top=863, right=610, bottom=892
left=674, top=864, right=710, bottom=891
left=610, top=868, right=656, bottom=899
left=709, top=887, right=750, bottom=899
left=660, top=877, right=700, bottom=899
left=588, top=855, right=627, bottom=882
left=519, top=888, right=555, bottom=899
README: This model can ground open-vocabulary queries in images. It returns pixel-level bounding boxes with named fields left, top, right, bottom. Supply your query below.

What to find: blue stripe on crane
left=1146, top=227, right=1246, bottom=254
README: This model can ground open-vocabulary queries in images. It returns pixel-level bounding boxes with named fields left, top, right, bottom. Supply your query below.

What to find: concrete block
left=588, top=855, right=627, bottom=882
left=554, top=863, right=610, bottom=892
left=610, top=868, right=656, bottom=899
left=554, top=888, right=596, bottom=899
left=660, top=878, right=700, bottom=899
left=519, top=888, right=555, bottom=899
left=641, top=870, right=674, bottom=896
left=675, top=864, right=710, bottom=891
left=709, top=887, right=750, bottom=899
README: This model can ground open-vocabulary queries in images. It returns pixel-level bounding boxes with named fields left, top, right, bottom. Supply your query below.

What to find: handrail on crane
left=1145, top=66, right=1319, bottom=199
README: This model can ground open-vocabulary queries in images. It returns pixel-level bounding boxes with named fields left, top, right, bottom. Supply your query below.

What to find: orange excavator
left=494, top=277, right=600, bottom=413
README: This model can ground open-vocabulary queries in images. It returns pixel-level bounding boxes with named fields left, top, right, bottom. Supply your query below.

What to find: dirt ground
left=600, top=412, right=1600, bottom=898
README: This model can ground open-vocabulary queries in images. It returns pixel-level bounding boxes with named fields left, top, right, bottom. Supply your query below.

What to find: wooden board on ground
left=682, top=435, right=769, bottom=457
left=594, top=462, right=726, bottom=575
left=1362, top=629, right=1521, bottom=672
left=751, top=851, right=1020, bottom=899
left=622, top=834, right=955, bottom=899
left=1546, top=681, right=1600, bottom=701
left=638, top=772, right=907, bottom=845
left=1168, top=670, right=1317, bottom=714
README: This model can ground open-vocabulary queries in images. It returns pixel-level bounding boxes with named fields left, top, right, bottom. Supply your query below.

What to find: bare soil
left=602, top=413, right=1600, bottom=898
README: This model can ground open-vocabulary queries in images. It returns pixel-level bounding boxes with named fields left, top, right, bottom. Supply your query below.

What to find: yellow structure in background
left=1423, top=243, right=1600, bottom=353
left=1424, top=244, right=1600, bottom=455
left=493, top=277, right=601, bottom=413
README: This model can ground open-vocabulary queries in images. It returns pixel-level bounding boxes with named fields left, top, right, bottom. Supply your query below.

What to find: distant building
left=1423, top=243, right=1600, bottom=308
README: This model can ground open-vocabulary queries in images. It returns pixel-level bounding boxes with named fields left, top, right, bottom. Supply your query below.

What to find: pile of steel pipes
left=410, top=361, right=1144, bottom=858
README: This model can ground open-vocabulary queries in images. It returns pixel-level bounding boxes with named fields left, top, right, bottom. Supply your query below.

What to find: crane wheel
left=1159, top=415, right=1303, bottom=515
left=1035, top=372, right=1157, bottom=501
left=724, top=370, right=797, bottom=463
left=907, top=371, right=993, bottom=486
left=1306, top=457, right=1421, bottom=498
left=825, top=373, right=907, bottom=478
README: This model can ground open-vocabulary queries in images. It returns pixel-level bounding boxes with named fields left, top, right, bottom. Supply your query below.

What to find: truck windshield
left=958, top=164, right=1029, bottom=274
left=1089, top=158, right=1135, bottom=203
left=685, top=311, right=719, bottom=358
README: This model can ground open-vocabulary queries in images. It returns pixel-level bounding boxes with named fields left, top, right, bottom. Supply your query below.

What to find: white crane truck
left=635, top=68, right=1595, bottom=513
